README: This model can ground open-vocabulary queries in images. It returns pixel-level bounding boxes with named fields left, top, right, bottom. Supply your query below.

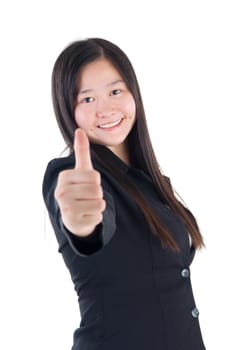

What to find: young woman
left=42, top=38, right=206, bottom=350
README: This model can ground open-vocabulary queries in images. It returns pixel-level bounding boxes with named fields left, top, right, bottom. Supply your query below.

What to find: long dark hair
left=52, top=38, right=204, bottom=251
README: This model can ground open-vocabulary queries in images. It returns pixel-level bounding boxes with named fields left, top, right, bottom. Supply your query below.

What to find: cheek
left=131, top=100, right=136, bottom=116
left=74, top=105, right=89, bottom=129
left=124, top=96, right=136, bottom=117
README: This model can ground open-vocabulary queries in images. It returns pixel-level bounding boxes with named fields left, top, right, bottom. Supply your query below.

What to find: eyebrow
left=78, top=79, right=125, bottom=95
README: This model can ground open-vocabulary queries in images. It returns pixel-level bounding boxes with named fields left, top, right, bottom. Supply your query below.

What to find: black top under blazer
left=42, top=146, right=206, bottom=350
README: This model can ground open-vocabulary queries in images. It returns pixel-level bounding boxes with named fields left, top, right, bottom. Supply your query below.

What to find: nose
left=96, top=97, right=114, bottom=118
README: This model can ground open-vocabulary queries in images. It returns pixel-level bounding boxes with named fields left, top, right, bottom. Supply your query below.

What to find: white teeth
left=99, top=119, right=122, bottom=129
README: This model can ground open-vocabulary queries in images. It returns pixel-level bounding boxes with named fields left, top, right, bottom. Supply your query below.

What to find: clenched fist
left=54, top=128, right=106, bottom=237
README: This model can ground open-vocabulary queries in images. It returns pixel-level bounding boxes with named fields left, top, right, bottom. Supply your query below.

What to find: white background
left=0, top=1, right=250, bottom=349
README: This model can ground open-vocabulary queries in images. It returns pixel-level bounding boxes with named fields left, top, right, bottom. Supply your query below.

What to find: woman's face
left=74, top=58, right=136, bottom=155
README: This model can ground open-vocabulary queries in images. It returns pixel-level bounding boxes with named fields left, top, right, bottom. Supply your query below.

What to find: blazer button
left=191, top=307, right=200, bottom=318
left=181, top=268, right=190, bottom=278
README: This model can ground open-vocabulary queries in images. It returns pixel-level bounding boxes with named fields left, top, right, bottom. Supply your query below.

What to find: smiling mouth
left=98, top=118, right=123, bottom=129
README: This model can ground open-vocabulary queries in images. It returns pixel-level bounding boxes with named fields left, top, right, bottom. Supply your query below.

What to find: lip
left=97, top=118, right=124, bottom=130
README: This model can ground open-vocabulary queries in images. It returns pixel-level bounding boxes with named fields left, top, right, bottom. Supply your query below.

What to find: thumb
left=74, top=128, right=93, bottom=170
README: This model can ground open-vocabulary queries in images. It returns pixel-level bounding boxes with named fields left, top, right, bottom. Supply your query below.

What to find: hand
left=54, top=128, right=106, bottom=237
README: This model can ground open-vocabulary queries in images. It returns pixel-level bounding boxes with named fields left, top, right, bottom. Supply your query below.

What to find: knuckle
left=58, top=169, right=70, bottom=182
left=99, top=199, right=106, bottom=212
left=92, top=170, right=101, bottom=183
left=97, top=213, right=103, bottom=223
left=54, top=186, right=67, bottom=201
left=54, top=187, right=61, bottom=201
left=94, top=185, right=103, bottom=198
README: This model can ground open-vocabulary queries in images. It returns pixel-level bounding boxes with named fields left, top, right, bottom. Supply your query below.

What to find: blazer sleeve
left=42, top=156, right=116, bottom=257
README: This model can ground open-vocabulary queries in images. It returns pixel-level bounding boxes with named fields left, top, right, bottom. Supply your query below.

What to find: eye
left=110, top=89, right=121, bottom=96
left=81, top=96, right=95, bottom=103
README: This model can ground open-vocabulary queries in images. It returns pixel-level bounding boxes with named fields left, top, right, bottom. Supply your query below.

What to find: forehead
left=78, top=58, right=122, bottom=88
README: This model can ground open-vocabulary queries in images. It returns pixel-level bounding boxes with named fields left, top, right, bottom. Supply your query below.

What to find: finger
left=61, top=199, right=106, bottom=216
left=66, top=213, right=103, bottom=236
left=57, top=169, right=101, bottom=186
left=56, top=183, right=103, bottom=201
left=74, top=128, right=93, bottom=170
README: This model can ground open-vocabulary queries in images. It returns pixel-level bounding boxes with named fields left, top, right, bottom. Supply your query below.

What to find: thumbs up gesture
left=54, top=129, right=106, bottom=237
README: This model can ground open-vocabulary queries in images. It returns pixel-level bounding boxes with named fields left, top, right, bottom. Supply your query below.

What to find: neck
left=107, top=142, right=130, bottom=166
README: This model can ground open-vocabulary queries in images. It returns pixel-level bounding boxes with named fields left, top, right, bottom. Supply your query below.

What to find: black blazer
left=42, top=147, right=206, bottom=350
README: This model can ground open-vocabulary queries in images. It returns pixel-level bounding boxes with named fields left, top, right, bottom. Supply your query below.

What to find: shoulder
left=44, top=153, right=75, bottom=178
